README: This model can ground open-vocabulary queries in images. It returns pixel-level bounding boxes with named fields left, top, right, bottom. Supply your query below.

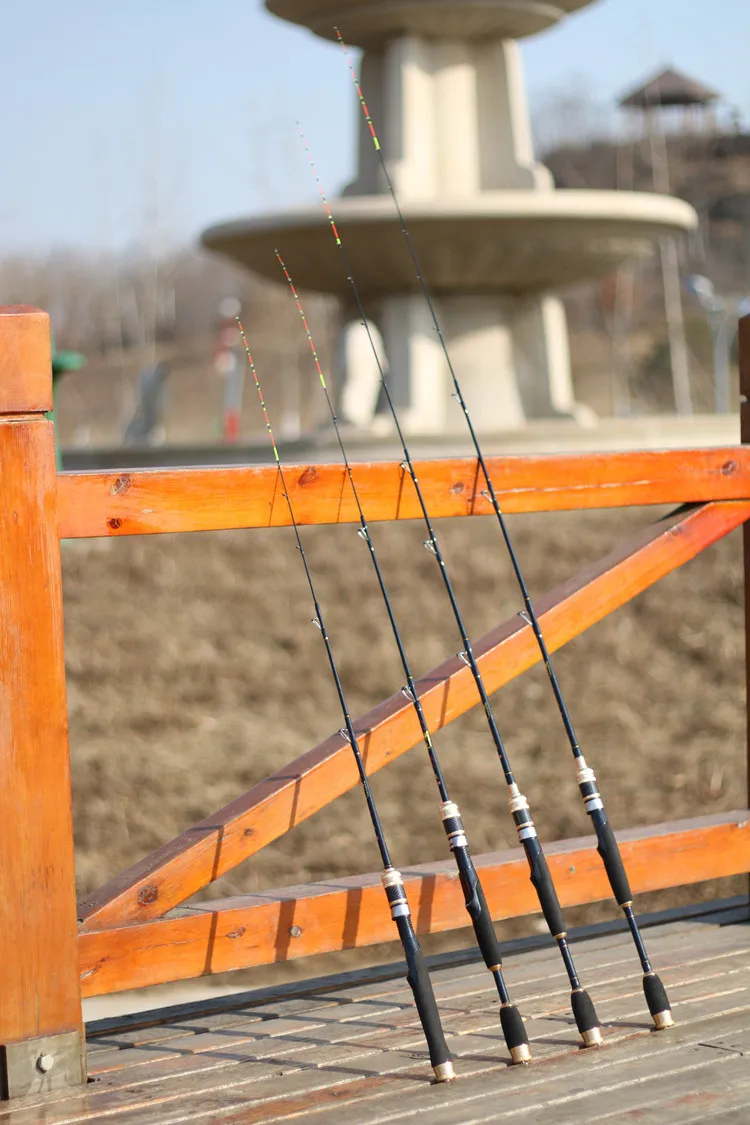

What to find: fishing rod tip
left=432, top=1060, right=456, bottom=1083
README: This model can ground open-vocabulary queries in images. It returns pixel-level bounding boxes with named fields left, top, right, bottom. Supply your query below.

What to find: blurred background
left=5, top=0, right=750, bottom=449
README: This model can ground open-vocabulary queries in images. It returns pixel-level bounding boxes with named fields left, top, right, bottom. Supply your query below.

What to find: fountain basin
left=203, top=191, right=697, bottom=301
left=266, top=0, right=594, bottom=45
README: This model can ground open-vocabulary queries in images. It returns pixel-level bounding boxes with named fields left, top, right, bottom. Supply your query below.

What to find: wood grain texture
left=56, top=448, right=750, bottom=537
left=77, top=812, right=750, bottom=996
left=77, top=500, right=750, bottom=931
left=0, top=306, right=52, bottom=414
left=0, top=417, right=83, bottom=1045
left=6, top=911, right=748, bottom=1122
left=740, top=316, right=750, bottom=904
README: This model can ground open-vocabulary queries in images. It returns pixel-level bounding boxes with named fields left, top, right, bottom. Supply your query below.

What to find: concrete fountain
left=203, top=0, right=698, bottom=438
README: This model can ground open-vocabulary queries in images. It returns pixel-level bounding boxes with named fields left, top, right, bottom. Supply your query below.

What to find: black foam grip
left=571, top=989, right=599, bottom=1035
left=396, top=915, right=452, bottom=1071
left=591, top=810, right=632, bottom=906
left=455, top=848, right=504, bottom=969
left=525, top=838, right=566, bottom=937
left=643, top=973, right=671, bottom=1018
left=500, top=1004, right=529, bottom=1051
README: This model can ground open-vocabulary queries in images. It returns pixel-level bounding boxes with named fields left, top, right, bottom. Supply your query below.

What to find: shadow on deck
left=5, top=899, right=749, bottom=1125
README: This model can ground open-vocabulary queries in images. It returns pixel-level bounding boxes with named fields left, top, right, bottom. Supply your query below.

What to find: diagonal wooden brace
left=78, top=500, right=750, bottom=931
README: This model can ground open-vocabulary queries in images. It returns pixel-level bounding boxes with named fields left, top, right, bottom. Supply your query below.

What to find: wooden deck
left=2, top=900, right=748, bottom=1125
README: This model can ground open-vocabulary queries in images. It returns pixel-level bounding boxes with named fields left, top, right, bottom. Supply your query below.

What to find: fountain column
left=339, top=36, right=573, bottom=433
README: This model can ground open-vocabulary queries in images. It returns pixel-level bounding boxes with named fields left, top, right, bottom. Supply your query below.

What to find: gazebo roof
left=619, top=67, right=720, bottom=110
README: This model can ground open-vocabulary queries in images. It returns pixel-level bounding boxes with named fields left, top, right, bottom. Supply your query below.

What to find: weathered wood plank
left=245, top=1002, right=750, bottom=1125
left=5, top=919, right=750, bottom=1123
left=583, top=1068, right=750, bottom=1125
left=406, top=1056, right=750, bottom=1125
left=78, top=501, right=750, bottom=931
left=740, top=315, right=750, bottom=916
left=55, top=449, right=750, bottom=538
left=84, top=942, right=750, bottom=1084
left=51, top=1005, right=750, bottom=1125
left=78, top=813, right=750, bottom=996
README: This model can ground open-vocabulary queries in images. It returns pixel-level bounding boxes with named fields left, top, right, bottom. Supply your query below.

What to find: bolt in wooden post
left=740, top=313, right=750, bottom=908
left=0, top=307, right=86, bottom=1099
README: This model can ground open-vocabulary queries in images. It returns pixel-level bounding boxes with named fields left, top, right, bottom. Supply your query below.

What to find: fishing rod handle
left=441, top=803, right=505, bottom=970
left=500, top=1003, right=532, bottom=1065
left=571, top=987, right=603, bottom=1047
left=643, top=972, right=674, bottom=1030
left=524, top=837, right=566, bottom=938
left=383, top=870, right=455, bottom=1082
left=576, top=760, right=632, bottom=906
left=508, top=787, right=566, bottom=937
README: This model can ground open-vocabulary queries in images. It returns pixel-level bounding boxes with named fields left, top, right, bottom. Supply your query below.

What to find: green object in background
left=47, top=335, right=87, bottom=469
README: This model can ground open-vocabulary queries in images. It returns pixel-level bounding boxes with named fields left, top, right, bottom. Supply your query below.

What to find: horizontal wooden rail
left=77, top=811, right=750, bottom=996
left=78, top=500, right=750, bottom=931
left=58, top=448, right=750, bottom=538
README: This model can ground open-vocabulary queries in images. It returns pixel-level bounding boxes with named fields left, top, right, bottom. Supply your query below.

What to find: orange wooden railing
left=2, top=305, right=750, bottom=1095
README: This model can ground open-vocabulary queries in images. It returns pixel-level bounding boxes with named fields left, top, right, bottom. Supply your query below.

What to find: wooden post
left=0, top=307, right=86, bottom=1098
left=740, top=314, right=750, bottom=906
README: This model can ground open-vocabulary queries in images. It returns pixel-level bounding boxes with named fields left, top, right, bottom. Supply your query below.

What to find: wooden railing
left=2, top=304, right=750, bottom=1096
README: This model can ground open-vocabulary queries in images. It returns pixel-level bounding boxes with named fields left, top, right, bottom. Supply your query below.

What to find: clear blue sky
left=2, top=0, right=748, bottom=253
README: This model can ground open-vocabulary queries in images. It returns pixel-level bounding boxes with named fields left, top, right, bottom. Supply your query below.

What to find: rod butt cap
left=510, top=1043, right=532, bottom=1065
left=433, top=1060, right=456, bottom=1083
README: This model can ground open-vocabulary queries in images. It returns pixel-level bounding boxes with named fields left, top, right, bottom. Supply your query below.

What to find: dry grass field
left=62, top=504, right=746, bottom=982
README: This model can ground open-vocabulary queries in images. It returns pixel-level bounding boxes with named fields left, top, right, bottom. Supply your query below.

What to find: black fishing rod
left=297, top=125, right=601, bottom=1051
left=238, top=320, right=455, bottom=1084
left=276, top=250, right=531, bottom=1066
left=335, top=31, right=673, bottom=1034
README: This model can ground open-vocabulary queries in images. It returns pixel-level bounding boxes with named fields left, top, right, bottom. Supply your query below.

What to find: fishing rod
left=276, top=250, right=532, bottom=1066
left=335, top=31, right=673, bottom=1034
left=237, top=320, right=455, bottom=1084
left=296, top=129, right=601, bottom=1051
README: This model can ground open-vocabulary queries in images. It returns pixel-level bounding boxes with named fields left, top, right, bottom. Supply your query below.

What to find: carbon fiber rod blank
left=297, top=105, right=601, bottom=1049
left=276, top=252, right=531, bottom=1065
left=336, top=30, right=672, bottom=1034
left=239, top=322, right=455, bottom=1083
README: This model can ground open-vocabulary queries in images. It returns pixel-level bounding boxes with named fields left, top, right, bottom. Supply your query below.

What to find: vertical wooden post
left=0, top=307, right=86, bottom=1099
left=740, top=314, right=750, bottom=906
